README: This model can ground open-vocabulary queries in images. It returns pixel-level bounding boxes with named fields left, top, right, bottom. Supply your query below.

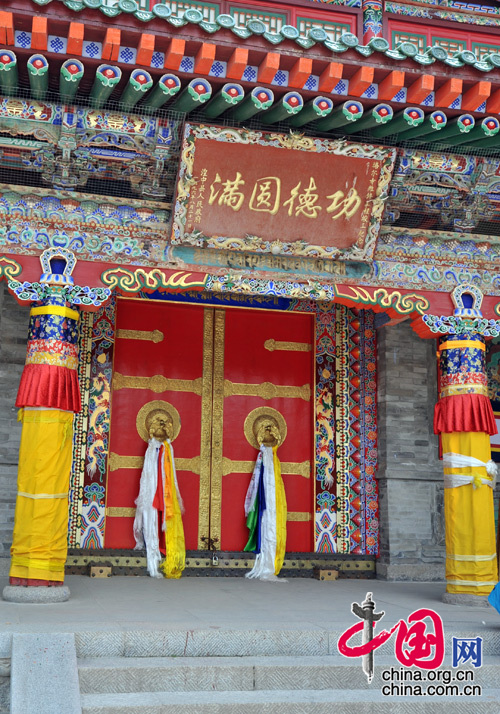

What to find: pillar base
left=2, top=585, right=70, bottom=603
left=442, top=592, right=490, bottom=608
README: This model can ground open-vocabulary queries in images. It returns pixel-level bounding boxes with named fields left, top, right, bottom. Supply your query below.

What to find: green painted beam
left=59, top=59, right=84, bottom=101
left=443, top=116, right=500, bottom=147
left=90, top=65, right=122, bottom=108
left=371, top=107, right=424, bottom=138
left=229, top=87, right=274, bottom=122
left=203, top=83, right=244, bottom=118
left=260, top=91, right=304, bottom=124
left=395, top=110, right=448, bottom=140
left=27, top=54, right=49, bottom=100
left=120, top=69, right=153, bottom=108
left=288, top=96, right=333, bottom=127
left=424, top=114, right=475, bottom=142
left=315, top=101, right=364, bottom=131
left=341, top=103, right=393, bottom=134
left=0, top=51, right=17, bottom=96
left=170, top=78, right=212, bottom=113
left=142, top=74, right=181, bottom=110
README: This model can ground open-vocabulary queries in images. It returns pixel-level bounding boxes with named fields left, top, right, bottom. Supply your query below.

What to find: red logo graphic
left=338, top=592, right=445, bottom=682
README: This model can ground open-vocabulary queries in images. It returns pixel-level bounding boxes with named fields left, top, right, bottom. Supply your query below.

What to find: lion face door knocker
left=133, top=401, right=185, bottom=579
left=243, top=408, right=288, bottom=582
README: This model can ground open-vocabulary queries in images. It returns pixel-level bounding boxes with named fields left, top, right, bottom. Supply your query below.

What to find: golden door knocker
left=136, top=400, right=181, bottom=442
left=243, top=406, right=287, bottom=449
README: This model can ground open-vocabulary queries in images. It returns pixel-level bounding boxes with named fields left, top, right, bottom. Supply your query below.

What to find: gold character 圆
left=249, top=177, right=281, bottom=215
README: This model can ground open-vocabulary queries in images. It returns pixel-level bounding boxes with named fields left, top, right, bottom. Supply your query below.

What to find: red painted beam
left=487, top=87, right=500, bottom=114
left=318, top=62, right=343, bottom=93
left=31, top=16, right=47, bottom=52
left=257, top=53, right=280, bottom=84
left=406, top=74, right=434, bottom=104
left=434, top=78, right=462, bottom=108
left=0, top=12, right=14, bottom=46
left=226, top=47, right=248, bottom=80
left=288, top=57, right=313, bottom=89
left=102, top=28, right=121, bottom=62
left=67, top=22, right=84, bottom=55
left=137, top=33, right=155, bottom=67
left=349, top=66, right=374, bottom=97
left=461, top=81, right=491, bottom=111
left=194, top=43, right=216, bottom=74
left=164, top=38, right=185, bottom=71
left=377, top=70, right=405, bottom=101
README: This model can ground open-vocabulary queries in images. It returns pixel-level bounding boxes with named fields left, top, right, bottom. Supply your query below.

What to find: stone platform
left=0, top=576, right=499, bottom=713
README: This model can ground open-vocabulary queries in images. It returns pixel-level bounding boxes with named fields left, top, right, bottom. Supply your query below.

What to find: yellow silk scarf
left=160, top=443, right=185, bottom=579
left=273, top=446, right=287, bottom=576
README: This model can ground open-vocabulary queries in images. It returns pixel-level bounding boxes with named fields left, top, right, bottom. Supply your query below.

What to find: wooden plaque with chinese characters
left=171, top=124, right=396, bottom=262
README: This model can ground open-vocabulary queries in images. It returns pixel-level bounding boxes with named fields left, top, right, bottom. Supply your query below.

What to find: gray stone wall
left=376, top=319, right=446, bottom=581
left=0, top=284, right=29, bottom=570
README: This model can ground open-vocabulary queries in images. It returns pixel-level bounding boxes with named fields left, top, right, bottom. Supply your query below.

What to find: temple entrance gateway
left=105, top=299, right=315, bottom=554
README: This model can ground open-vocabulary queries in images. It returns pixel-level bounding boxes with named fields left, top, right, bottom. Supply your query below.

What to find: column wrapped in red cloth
left=434, top=333, right=496, bottom=436
left=434, top=393, right=497, bottom=435
left=15, top=303, right=81, bottom=413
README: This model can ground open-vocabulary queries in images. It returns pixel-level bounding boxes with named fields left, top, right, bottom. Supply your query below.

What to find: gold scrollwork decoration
left=287, top=512, right=312, bottom=522
left=136, top=400, right=181, bottom=443
left=108, top=453, right=143, bottom=471
left=244, top=407, right=287, bottom=449
left=264, top=339, right=311, bottom=353
left=116, top=329, right=164, bottom=344
left=225, top=380, right=310, bottom=402
left=334, top=285, right=429, bottom=316
left=208, top=310, right=226, bottom=548
left=0, top=256, right=22, bottom=281
left=114, top=372, right=203, bottom=396
left=222, top=457, right=310, bottom=478
left=109, top=452, right=201, bottom=474
left=198, top=308, right=215, bottom=549
left=101, top=267, right=207, bottom=294
left=106, top=507, right=136, bottom=518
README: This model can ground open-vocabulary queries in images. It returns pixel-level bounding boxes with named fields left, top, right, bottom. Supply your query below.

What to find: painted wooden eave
left=6, top=0, right=500, bottom=77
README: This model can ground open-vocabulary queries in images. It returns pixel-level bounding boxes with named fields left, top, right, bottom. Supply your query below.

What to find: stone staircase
left=76, top=631, right=500, bottom=713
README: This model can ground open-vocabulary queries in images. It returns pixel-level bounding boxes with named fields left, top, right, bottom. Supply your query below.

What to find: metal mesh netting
left=2, top=81, right=500, bottom=238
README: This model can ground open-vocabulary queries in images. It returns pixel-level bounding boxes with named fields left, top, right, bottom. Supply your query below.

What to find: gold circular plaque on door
left=136, top=400, right=181, bottom=443
left=244, top=407, right=287, bottom=449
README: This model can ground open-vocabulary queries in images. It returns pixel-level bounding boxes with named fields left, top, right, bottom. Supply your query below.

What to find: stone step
left=78, top=655, right=500, bottom=694
left=80, top=688, right=500, bottom=714
left=74, top=628, right=500, bottom=658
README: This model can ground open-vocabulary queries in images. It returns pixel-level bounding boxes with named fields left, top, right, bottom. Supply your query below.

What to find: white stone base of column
left=2, top=585, right=70, bottom=603
left=442, top=592, right=490, bottom=608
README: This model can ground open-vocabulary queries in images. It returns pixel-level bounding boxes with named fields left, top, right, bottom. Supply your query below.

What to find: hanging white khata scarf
left=244, top=444, right=287, bottom=581
left=442, top=451, right=498, bottom=489
left=133, top=437, right=185, bottom=578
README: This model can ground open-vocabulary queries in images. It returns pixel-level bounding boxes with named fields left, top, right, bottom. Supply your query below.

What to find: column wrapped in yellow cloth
left=10, top=409, right=73, bottom=582
left=442, top=432, right=498, bottom=596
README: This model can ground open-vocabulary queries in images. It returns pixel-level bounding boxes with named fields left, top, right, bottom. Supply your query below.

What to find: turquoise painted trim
left=29, top=0, right=500, bottom=75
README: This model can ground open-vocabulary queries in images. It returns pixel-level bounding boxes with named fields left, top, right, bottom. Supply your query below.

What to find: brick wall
left=376, top=320, right=446, bottom=580
left=0, top=284, right=29, bottom=570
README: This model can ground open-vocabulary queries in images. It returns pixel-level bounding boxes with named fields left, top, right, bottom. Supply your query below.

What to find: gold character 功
left=326, top=187, right=362, bottom=220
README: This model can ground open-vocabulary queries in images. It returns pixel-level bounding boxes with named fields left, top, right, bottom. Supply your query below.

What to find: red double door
left=105, top=299, right=314, bottom=552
